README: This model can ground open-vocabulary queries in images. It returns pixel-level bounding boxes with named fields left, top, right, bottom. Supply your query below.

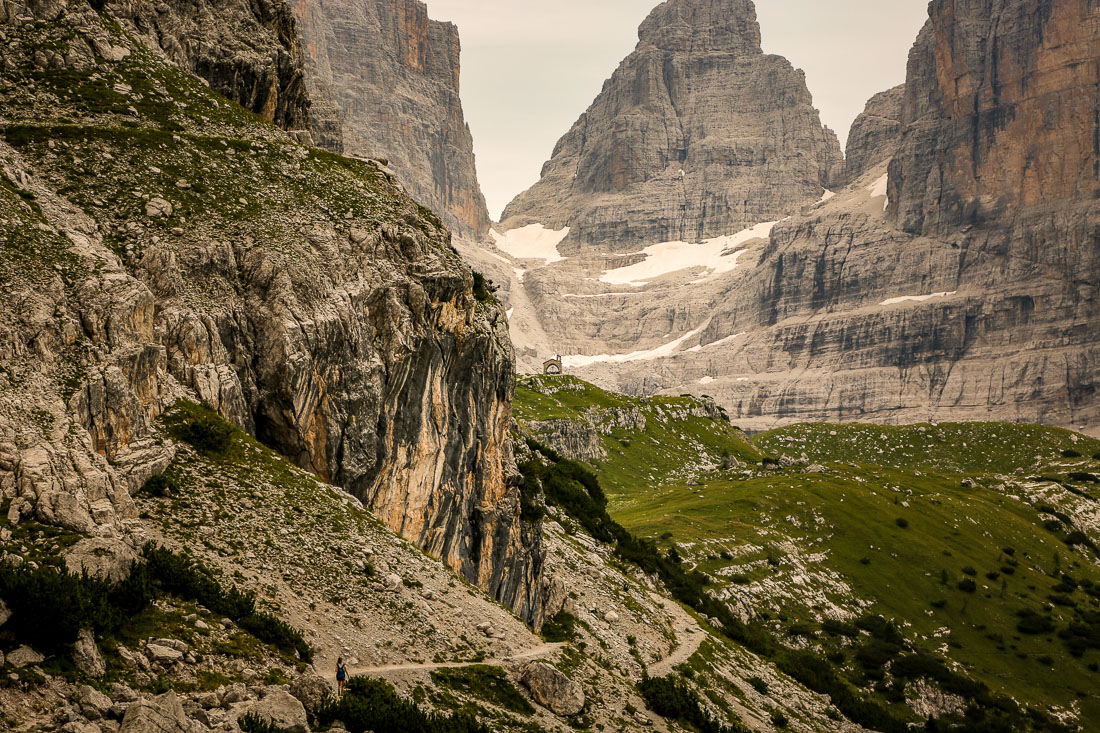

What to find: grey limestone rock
left=517, top=661, right=585, bottom=717
left=119, top=691, right=191, bottom=733
left=237, top=688, right=309, bottom=733
left=289, top=0, right=491, bottom=239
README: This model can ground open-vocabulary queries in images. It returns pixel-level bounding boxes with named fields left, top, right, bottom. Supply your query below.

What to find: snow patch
left=561, top=292, right=646, bottom=299
left=817, top=189, right=836, bottom=205
left=867, top=174, right=890, bottom=210
left=699, top=376, right=715, bottom=385
left=562, top=326, right=706, bottom=368
left=599, top=221, right=777, bottom=286
left=505, top=307, right=514, bottom=319
left=879, top=291, right=957, bottom=306
left=684, top=332, right=745, bottom=353
left=490, top=224, right=570, bottom=264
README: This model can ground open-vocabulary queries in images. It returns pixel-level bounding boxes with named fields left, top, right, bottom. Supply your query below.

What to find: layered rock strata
left=289, top=0, right=491, bottom=239
left=500, top=0, right=842, bottom=252
left=0, top=0, right=540, bottom=619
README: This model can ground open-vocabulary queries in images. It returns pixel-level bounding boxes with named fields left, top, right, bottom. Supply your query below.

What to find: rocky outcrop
left=289, top=0, right=491, bottom=239
left=843, top=84, right=904, bottom=183
left=526, top=419, right=607, bottom=462
left=112, top=0, right=312, bottom=134
left=0, top=1, right=542, bottom=621
left=500, top=0, right=842, bottom=252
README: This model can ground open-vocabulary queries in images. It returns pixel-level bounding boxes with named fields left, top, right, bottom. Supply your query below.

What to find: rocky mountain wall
left=890, top=0, right=1100, bottom=235
left=289, top=0, right=491, bottom=239
left=500, top=0, right=842, bottom=252
left=0, top=0, right=541, bottom=620
left=530, top=0, right=1098, bottom=434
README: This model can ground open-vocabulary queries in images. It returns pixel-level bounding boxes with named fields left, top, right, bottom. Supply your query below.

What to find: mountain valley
left=0, top=0, right=1097, bottom=731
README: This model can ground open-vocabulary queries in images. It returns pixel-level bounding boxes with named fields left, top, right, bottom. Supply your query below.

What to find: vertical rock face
left=0, top=0, right=541, bottom=620
left=843, top=84, right=904, bottom=183
left=288, top=0, right=491, bottom=239
left=890, top=0, right=1100, bottom=235
left=501, top=0, right=842, bottom=252
left=559, top=0, right=1099, bottom=434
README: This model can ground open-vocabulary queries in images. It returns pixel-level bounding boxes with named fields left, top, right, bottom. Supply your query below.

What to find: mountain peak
left=638, top=0, right=762, bottom=54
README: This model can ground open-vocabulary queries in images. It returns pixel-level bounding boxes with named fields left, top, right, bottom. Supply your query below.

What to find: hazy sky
left=426, top=0, right=931, bottom=220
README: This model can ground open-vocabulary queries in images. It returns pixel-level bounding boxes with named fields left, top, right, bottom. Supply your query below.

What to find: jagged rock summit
left=500, top=0, right=842, bottom=251
left=290, top=0, right=492, bottom=239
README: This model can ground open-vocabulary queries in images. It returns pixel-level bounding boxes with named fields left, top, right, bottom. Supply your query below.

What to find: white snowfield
left=698, top=376, right=715, bottom=385
left=817, top=189, right=836, bottom=204
left=684, top=332, right=744, bottom=353
left=490, top=224, right=570, bottom=264
left=598, top=220, right=777, bottom=286
left=562, top=325, right=707, bottom=368
left=868, top=174, right=890, bottom=211
left=879, top=291, right=957, bottom=306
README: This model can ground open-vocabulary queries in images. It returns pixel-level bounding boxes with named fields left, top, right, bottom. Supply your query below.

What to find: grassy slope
left=515, top=375, right=762, bottom=495
left=515, top=378, right=1100, bottom=726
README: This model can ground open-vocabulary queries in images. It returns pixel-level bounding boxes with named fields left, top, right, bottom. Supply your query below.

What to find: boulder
left=145, top=644, right=183, bottom=663
left=119, top=690, right=191, bottom=733
left=112, top=683, right=140, bottom=702
left=73, top=628, right=107, bottom=678
left=238, top=688, right=308, bottom=733
left=219, top=684, right=250, bottom=707
left=289, top=671, right=332, bottom=713
left=144, top=197, right=173, bottom=218
left=517, top=661, right=585, bottom=717
left=76, top=684, right=113, bottom=720
left=603, top=609, right=620, bottom=623
left=383, top=573, right=402, bottom=591
left=64, top=537, right=139, bottom=583
left=8, top=645, right=45, bottom=667
left=0, top=596, right=10, bottom=626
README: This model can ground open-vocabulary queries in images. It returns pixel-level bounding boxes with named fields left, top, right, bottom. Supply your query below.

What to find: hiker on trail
left=336, top=657, right=347, bottom=696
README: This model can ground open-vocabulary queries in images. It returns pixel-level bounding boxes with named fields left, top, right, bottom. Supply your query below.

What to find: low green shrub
left=957, top=578, right=978, bottom=593
left=638, top=675, right=748, bottom=733
left=315, top=676, right=489, bottom=733
left=1062, top=449, right=1082, bottom=458
left=430, top=665, right=534, bottom=715
left=895, top=518, right=909, bottom=529
left=141, top=472, right=180, bottom=497
left=471, top=271, right=498, bottom=304
left=541, top=611, right=578, bottom=643
left=1016, top=610, right=1055, bottom=635
left=238, top=712, right=293, bottom=733
left=0, top=561, right=151, bottom=654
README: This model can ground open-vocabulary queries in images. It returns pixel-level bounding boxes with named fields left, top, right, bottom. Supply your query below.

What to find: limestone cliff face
left=558, top=0, right=1098, bottom=433
left=843, top=84, right=904, bottom=183
left=889, top=0, right=1100, bottom=235
left=0, top=0, right=540, bottom=620
left=288, top=0, right=491, bottom=239
left=501, top=0, right=842, bottom=252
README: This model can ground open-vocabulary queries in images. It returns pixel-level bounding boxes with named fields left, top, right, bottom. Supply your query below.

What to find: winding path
left=346, top=642, right=567, bottom=677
